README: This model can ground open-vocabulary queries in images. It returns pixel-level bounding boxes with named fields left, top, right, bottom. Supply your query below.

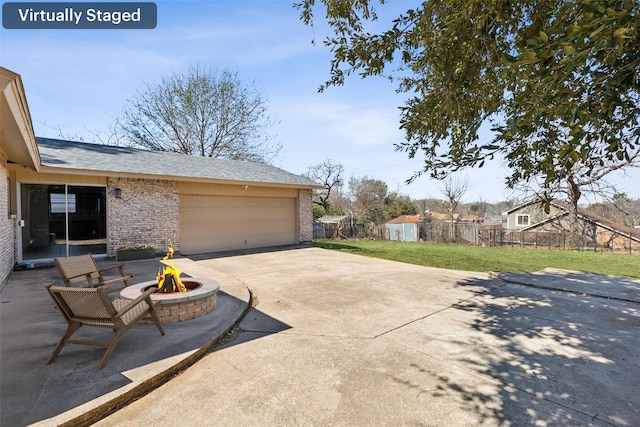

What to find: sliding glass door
left=20, top=184, right=106, bottom=260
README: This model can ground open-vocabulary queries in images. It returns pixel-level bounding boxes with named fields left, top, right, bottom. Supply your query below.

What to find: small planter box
left=116, top=250, right=155, bottom=262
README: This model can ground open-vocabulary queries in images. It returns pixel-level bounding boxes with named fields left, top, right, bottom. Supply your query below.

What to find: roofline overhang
left=36, top=164, right=325, bottom=190
left=0, top=67, right=40, bottom=171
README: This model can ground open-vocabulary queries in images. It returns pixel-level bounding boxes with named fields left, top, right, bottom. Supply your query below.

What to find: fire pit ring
left=120, top=278, right=220, bottom=323
left=142, top=280, right=202, bottom=293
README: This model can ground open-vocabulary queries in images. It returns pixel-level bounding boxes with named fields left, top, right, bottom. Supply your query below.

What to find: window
left=516, top=214, right=530, bottom=226
left=50, top=193, right=76, bottom=214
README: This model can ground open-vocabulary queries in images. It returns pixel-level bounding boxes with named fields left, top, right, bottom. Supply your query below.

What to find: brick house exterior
left=1, top=67, right=321, bottom=285
left=298, top=189, right=314, bottom=243
left=0, top=153, right=15, bottom=286
left=107, top=177, right=180, bottom=255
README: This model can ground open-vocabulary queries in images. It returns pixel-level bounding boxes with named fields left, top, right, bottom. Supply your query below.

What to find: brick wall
left=298, top=189, right=313, bottom=244
left=107, top=177, right=180, bottom=256
left=0, top=154, right=15, bottom=286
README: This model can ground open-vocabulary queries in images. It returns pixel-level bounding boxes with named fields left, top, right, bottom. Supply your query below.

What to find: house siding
left=505, top=203, right=566, bottom=229
left=108, top=177, right=179, bottom=256
left=9, top=166, right=106, bottom=186
left=0, top=153, right=15, bottom=286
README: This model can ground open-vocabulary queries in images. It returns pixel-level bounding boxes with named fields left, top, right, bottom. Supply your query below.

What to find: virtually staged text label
left=3, top=2, right=157, bottom=29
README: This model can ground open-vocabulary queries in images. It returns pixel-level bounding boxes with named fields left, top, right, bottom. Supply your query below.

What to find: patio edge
left=32, top=282, right=253, bottom=427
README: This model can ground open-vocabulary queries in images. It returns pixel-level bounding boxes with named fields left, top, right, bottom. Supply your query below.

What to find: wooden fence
left=318, top=221, right=640, bottom=255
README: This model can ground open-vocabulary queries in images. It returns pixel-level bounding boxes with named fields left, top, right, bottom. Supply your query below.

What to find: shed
left=385, top=215, right=422, bottom=242
left=314, top=215, right=349, bottom=239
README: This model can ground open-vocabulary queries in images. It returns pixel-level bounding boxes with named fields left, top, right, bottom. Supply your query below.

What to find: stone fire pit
left=120, top=278, right=220, bottom=323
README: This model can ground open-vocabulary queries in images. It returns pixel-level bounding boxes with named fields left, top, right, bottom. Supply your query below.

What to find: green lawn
left=314, top=240, right=640, bottom=278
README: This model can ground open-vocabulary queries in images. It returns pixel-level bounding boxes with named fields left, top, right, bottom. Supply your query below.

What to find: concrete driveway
left=95, top=247, right=640, bottom=426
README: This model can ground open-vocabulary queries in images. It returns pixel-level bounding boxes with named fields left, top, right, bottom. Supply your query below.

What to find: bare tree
left=587, top=193, right=640, bottom=228
left=304, top=159, right=344, bottom=212
left=440, top=176, right=470, bottom=223
left=114, top=64, right=281, bottom=163
left=439, top=176, right=469, bottom=241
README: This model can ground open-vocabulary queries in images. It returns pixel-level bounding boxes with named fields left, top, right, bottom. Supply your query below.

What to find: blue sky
left=2, top=1, right=638, bottom=203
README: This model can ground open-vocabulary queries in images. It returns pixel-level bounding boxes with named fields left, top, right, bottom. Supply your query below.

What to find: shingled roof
left=36, top=137, right=321, bottom=188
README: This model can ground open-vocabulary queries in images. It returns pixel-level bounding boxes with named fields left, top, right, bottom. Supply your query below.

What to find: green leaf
left=589, top=24, right=606, bottom=38
left=501, top=52, right=517, bottom=65
left=613, top=27, right=630, bottom=37
left=539, top=31, right=549, bottom=44
left=563, top=45, right=576, bottom=55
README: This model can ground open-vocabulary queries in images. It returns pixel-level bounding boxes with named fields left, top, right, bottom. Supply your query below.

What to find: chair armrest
left=64, top=272, right=102, bottom=288
left=97, top=275, right=134, bottom=287
left=113, top=287, right=157, bottom=319
left=98, top=264, right=129, bottom=275
left=65, top=271, right=98, bottom=281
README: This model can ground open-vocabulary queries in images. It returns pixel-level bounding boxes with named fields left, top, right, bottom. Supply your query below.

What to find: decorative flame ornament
left=156, top=243, right=186, bottom=292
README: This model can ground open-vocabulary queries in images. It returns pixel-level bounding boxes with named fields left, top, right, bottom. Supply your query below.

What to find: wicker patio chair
left=45, top=284, right=165, bottom=370
left=54, top=253, right=133, bottom=295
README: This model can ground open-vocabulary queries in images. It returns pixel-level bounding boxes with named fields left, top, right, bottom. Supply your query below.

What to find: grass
left=314, top=240, right=640, bottom=278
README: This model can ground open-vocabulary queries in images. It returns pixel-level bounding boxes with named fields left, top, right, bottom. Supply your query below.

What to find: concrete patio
left=0, top=254, right=252, bottom=426
left=2, top=247, right=639, bottom=426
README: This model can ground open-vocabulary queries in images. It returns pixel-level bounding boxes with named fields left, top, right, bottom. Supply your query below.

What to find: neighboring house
left=503, top=200, right=568, bottom=230
left=428, top=212, right=461, bottom=222
left=386, top=215, right=422, bottom=242
left=503, top=199, right=640, bottom=252
left=0, top=67, right=322, bottom=286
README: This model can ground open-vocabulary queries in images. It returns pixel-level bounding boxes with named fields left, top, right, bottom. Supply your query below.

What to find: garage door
left=180, top=195, right=296, bottom=254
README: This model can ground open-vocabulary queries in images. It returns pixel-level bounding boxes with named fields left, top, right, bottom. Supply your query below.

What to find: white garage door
left=180, top=195, right=296, bottom=254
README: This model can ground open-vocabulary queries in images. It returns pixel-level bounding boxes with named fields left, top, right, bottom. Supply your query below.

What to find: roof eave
left=0, top=67, right=40, bottom=171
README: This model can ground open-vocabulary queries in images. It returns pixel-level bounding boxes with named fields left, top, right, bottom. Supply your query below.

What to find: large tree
left=304, top=158, right=345, bottom=214
left=383, top=191, right=418, bottom=221
left=297, top=0, right=640, bottom=204
left=115, top=65, right=281, bottom=163
left=348, top=176, right=388, bottom=224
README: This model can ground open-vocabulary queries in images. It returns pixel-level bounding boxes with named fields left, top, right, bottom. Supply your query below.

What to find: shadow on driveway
left=434, top=273, right=640, bottom=425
